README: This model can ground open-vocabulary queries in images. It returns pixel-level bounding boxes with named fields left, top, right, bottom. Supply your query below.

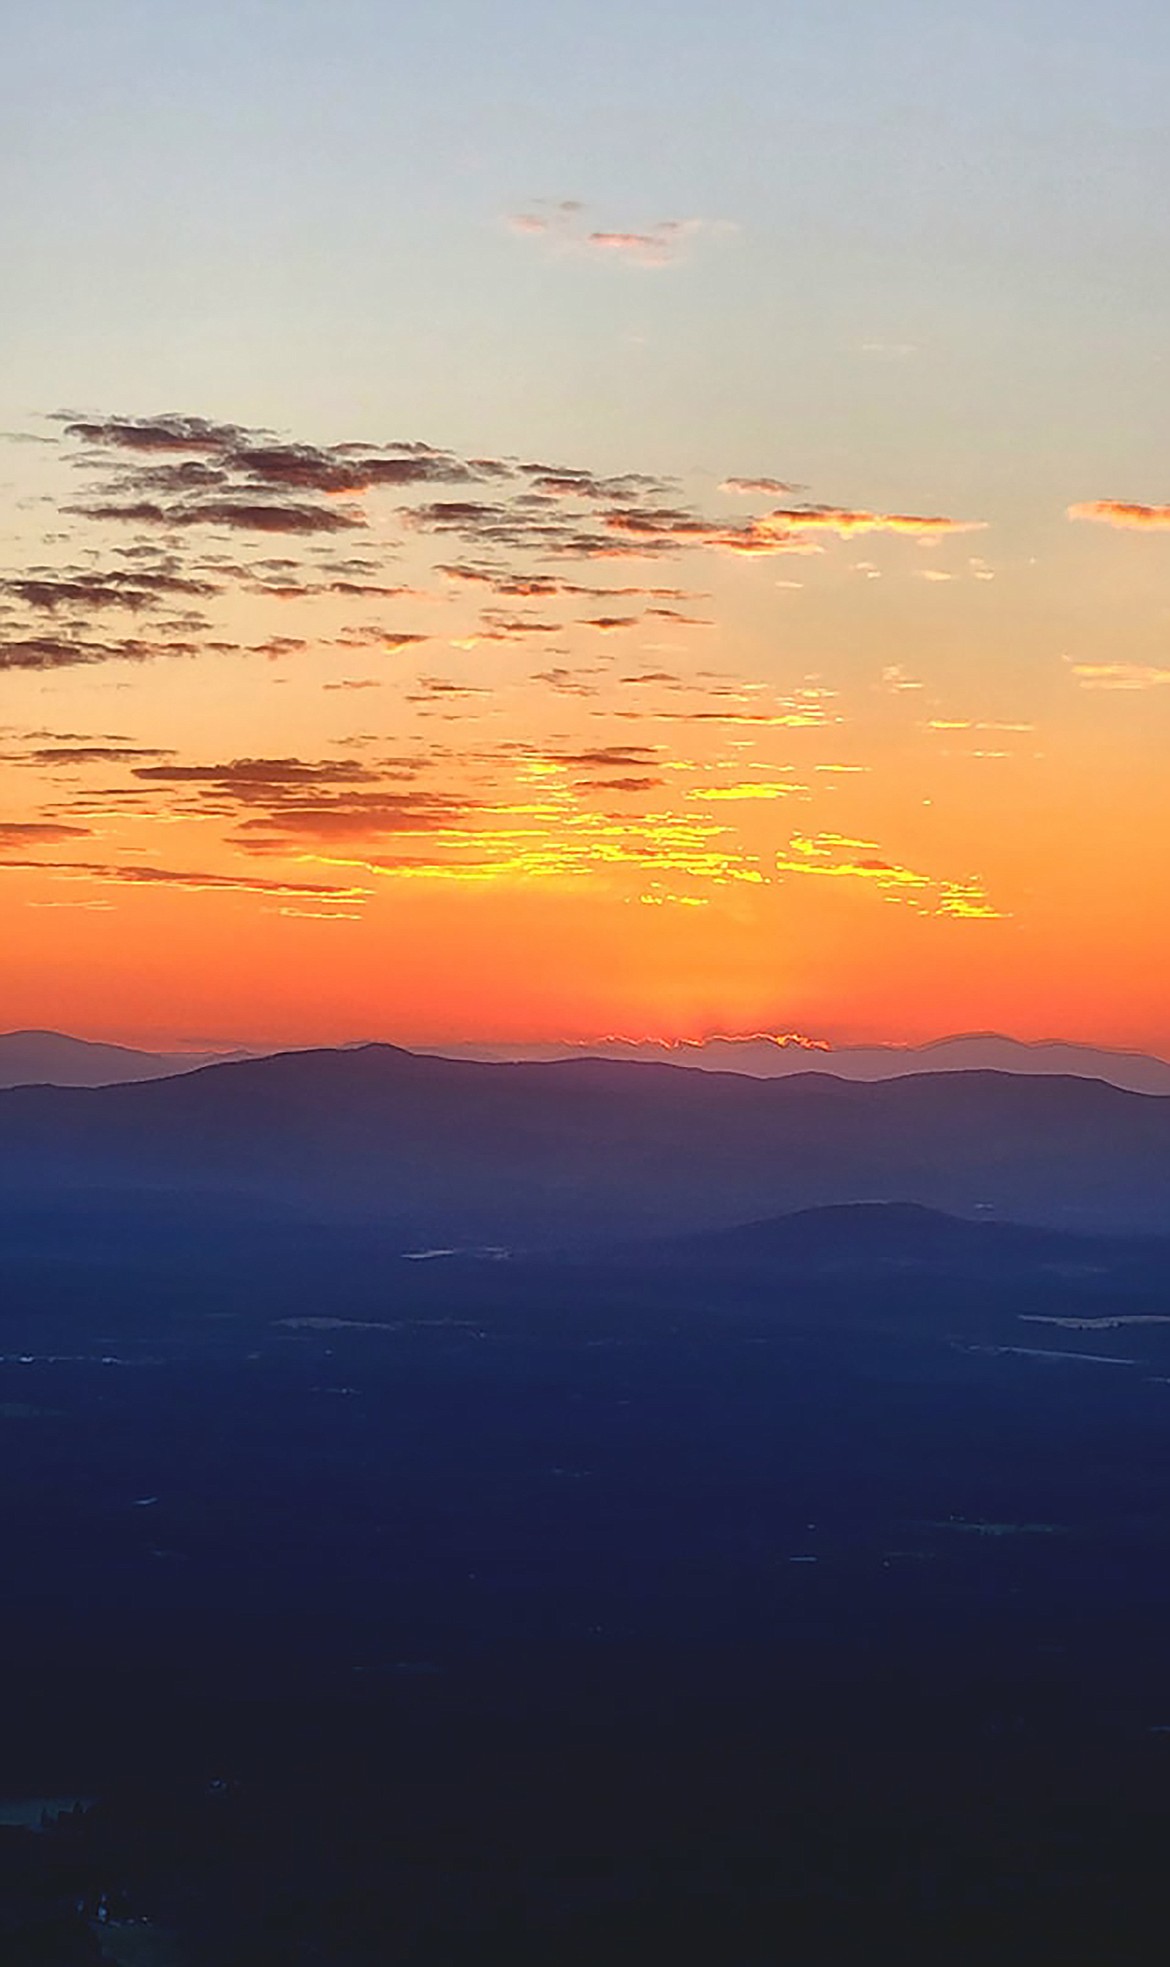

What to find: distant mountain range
left=0, top=1029, right=238, bottom=1088
left=5, top=1027, right=1170, bottom=1095
left=445, top=1031, right=1170, bottom=1096
left=1, top=1041, right=1169, bottom=1243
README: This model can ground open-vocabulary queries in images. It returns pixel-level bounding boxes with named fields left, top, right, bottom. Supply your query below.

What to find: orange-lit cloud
left=1069, top=500, right=1170, bottom=530
left=0, top=632, right=203, bottom=672
left=775, top=832, right=1002, bottom=919
left=720, top=476, right=801, bottom=496
left=585, top=227, right=683, bottom=266
left=0, top=404, right=1040, bottom=1053
left=769, top=508, right=985, bottom=539
left=507, top=204, right=715, bottom=268
left=597, top=504, right=982, bottom=557
left=0, top=857, right=369, bottom=899
left=1071, top=663, right=1170, bottom=689
left=689, top=781, right=806, bottom=801
left=0, top=821, right=93, bottom=846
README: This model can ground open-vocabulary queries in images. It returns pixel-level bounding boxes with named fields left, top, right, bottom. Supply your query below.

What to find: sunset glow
left=3, top=3, right=1168, bottom=1053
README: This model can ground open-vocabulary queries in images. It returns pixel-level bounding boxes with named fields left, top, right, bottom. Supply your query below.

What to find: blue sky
left=5, top=0, right=1170, bottom=495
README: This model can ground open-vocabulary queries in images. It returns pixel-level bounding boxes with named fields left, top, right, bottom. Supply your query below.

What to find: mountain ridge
left=2, top=1043, right=1169, bottom=1243
left=6, top=1027, right=1170, bottom=1096
left=438, top=1030, right=1170, bottom=1096
left=0, top=1027, right=238, bottom=1088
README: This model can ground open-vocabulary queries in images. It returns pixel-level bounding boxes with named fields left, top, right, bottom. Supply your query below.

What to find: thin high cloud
left=718, top=479, right=984, bottom=540
left=436, top=564, right=697, bottom=601
left=1071, top=663, right=1170, bottom=690
left=0, top=821, right=93, bottom=846
left=118, top=754, right=470, bottom=849
left=131, top=758, right=386, bottom=791
left=557, top=745, right=660, bottom=770
left=585, top=224, right=696, bottom=267
left=0, top=857, right=369, bottom=899
left=62, top=413, right=505, bottom=489
left=775, top=832, right=1001, bottom=919
left=507, top=203, right=721, bottom=268
left=74, top=497, right=365, bottom=536
left=0, top=632, right=203, bottom=672
left=0, top=407, right=1005, bottom=920
left=690, top=780, right=807, bottom=802
left=581, top=775, right=664, bottom=793
left=0, top=567, right=217, bottom=611
left=56, top=413, right=516, bottom=542
left=17, top=412, right=986, bottom=650
left=412, top=501, right=981, bottom=562
left=19, top=745, right=175, bottom=765
left=5, top=715, right=1004, bottom=919
left=1069, top=501, right=1170, bottom=530
left=721, top=477, right=802, bottom=497
left=530, top=666, right=601, bottom=698
left=231, top=793, right=469, bottom=846
left=110, top=732, right=768, bottom=896
left=729, top=506, right=985, bottom=541
left=358, top=810, right=766, bottom=892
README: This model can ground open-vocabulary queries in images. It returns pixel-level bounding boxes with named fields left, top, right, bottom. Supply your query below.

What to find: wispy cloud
left=507, top=203, right=722, bottom=268
left=24, top=414, right=984, bottom=655
left=0, top=821, right=93, bottom=847
left=769, top=508, right=985, bottom=540
left=0, top=406, right=1010, bottom=925
left=1069, top=500, right=1170, bottom=530
left=1071, top=662, right=1170, bottom=689
left=0, top=857, right=369, bottom=900
left=18, top=745, right=175, bottom=765
left=689, top=781, right=806, bottom=801
left=74, top=497, right=366, bottom=536
left=0, top=632, right=202, bottom=672
left=116, top=754, right=471, bottom=849
left=585, top=224, right=692, bottom=267
left=57, top=412, right=515, bottom=540
left=720, top=476, right=801, bottom=497
left=775, top=832, right=1002, bottom=918
left=1, top=567, right=217, bottom=611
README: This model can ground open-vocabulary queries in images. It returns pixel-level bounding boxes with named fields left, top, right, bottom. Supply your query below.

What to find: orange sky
left=4, top=3, right=1170, bottom=1053
left=1, top=414, right=1168, bottom=1051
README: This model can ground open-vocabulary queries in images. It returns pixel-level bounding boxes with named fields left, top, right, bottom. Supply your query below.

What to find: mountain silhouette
left=1, top=1043, right=1169, bottom=1244
left=0, top=1028, right=232, bottom=1088
left=445, top=1030, right=1170, bottom=1097
left=630, top=1197, right=1170, bottom=1285
left=9, top=1027, right=1170, bottom=1097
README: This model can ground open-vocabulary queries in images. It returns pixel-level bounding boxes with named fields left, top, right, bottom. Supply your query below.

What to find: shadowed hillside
left=0, top=1045, right=1169, bottom=1243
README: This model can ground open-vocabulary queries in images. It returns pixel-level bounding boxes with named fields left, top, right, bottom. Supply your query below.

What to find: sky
left=2, top=0, right=1169, bottom=1051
